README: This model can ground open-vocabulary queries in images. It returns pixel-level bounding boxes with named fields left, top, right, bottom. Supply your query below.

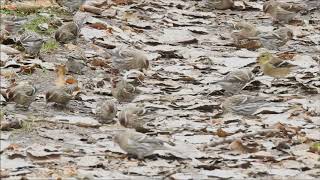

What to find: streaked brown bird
left=95, top=100, right=117, bottom=124
left=6, top=81, right=37, bottom=109
left=263, top=0, right=306, bottom=13
left=217, top=69, right=254, bottom=95
left=222, top=94, right=269, bottom=116
left=231, top=21, right=259, bottom=41
left=208, top=0, right=234, bottom=10
left=65, top=54, right=86, bottom=75
left=114, top=129, right=176, bottom=159
left=18, top=31, right=44, bottom=57
left=252, top=27, right=293, bottom=50
left=111, top=46, right=149, bottom=72
left=118, top=104, right=147, bottom=132
left=55, top=0, right=87, bottom=13
left=263, top=2, right=296, bottom=24
left=55, top=13, right=87, bottom=44
left=111, top=77, right=141, bottom=102
left=45, top=84, right=79, bottom=107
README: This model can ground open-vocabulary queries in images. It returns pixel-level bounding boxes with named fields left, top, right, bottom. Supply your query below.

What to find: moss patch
left=0, top=9, right=31, bottom=16
left=23, top=15, right=57, bottom=35
left=41, top=39, right=59, bottom=53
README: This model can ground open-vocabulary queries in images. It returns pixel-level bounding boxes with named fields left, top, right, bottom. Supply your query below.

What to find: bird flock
left=1, top=0, right=317, bottom=160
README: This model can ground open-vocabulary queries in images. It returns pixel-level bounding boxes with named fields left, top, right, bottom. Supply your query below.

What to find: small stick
left=204, top=129, right=280, bottom=148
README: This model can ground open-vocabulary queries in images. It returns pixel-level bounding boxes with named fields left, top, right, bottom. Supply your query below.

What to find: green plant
left=41, top=39, right=59, bottom=53
left=23, top=15, right=57, bottom=35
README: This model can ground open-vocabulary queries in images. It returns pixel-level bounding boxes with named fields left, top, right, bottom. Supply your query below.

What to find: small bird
left=1, top=15, right=27, bottom=35
left=55, top=13, right=87, bottom=44
left=222, top=94, right=269, bottom=116
left=231, top=21, right=259, bottom=41
left=18, top=31, right=44, bottom=57
left=231, top=21, right=261, bottom=49
left=263, top=1, right=306, bottom=13
left=45, top=84, right=79, bottom=107
left=123, top=70, right=145, bottom=86
left=111, top=77, right=141, bottom=102
left=55, top=0, right=87, bottom=13
left=111, top=46, right=149, bottom=72
left=263, top=2, right=296, bottom=24
left=217, top=69, right=254, bottom=95
left=113, top=129, right=175, bottom=159
left=253, top=27, right=293, bottom=50
left=208, top=0, right=234, bottom=10
left=257, top=52, right=295, bottom=78
left=65, top=54, right=85, bottom=74
left=6, top=81, right=37, bottom=109
left=118, top=104, right=147, bottom=132
left=55, top=22, right=80, bottom=44
left=95, top=100, right=117, bottom=124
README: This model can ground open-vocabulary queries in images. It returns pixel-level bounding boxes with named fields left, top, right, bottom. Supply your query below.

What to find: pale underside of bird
left=111, top=78, right=142, bottom=102
left=111, top=46, right=149, bottom=72
left=46, top=84, right=78, bottom=106
left=7, top=81, right=37, bottom=109
left=217, top=69, right=254, bottom=95
left=118, top=104, right=147, bottom=132
left=19, top=32, right=44, bottom=56
left=222, top=95, right=270, bottom=116
left=114, top=130, right=173, bottom=159
left=95, top=100, right=117, bottom=124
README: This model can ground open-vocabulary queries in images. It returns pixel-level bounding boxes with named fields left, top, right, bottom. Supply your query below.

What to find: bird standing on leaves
left=111, top=46, right=149, bottom=72
left=65, top=54, right=86, bottom=75
left=46, top=84, right=79, bottom=107
left=257, top=52, right=295, bottom=79
left=208, top=0, right=234, bottom=10
left=45, top=65, right=79, bottom=107
left=55, top=0, right=87, bottom=13
left=254, top=27, right=293, bottom=50
left=231, top=21, right=259, bottom=41
left=111, top=77, right=141, bottom=102
left=263, top=2, right=296, bottom=24
left=95, top=100, right=117, bottom=124
left=222, top=94, right=269, bottom=116
left=217, top=69, right=254, bottom=95
left=263, top=1, right=306, bottom=13
left=6, top=81, right=37, bottom=109
left=118, top=104, right=147, bottom=132
left=18, top=31, right=44, bottom=57
left=231, top=21, right=262, bottom=49
left=55, top=13, right=87, bottom=44
left=114, top=130, right=176, bottom=159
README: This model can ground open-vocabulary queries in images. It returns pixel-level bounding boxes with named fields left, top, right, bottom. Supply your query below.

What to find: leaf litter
left=0, top=0, right=320, bottom=179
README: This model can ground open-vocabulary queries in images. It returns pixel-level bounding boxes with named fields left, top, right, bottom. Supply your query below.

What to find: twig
left=204, top=129, right=280, bottom=148
left=24, top=118, right=101, bottom=128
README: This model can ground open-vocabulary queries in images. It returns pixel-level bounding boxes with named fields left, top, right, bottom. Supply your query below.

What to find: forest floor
left=1, top=0, right=320, bottom=179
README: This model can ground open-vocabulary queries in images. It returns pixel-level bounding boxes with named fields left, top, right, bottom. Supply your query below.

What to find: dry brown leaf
left=0, top=70, right=18, bottom=79
left=7, top=143, right=21, bottom=151
left=89, top=23, right=109, bottom=30
left=63, top=166, right=77, bottom=176
left=229, top=139, right=258, bottom=153
left=90, top=59, right=108, bottom=67
left=235, top=39, right=262, bottom=50
left=277, top=52, right=296, bottom=60
left=65, top=76, right=78, bottom=85
left=19, top=65, right=36, bottom=75
left=216, top=128, right=230, bottom=137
